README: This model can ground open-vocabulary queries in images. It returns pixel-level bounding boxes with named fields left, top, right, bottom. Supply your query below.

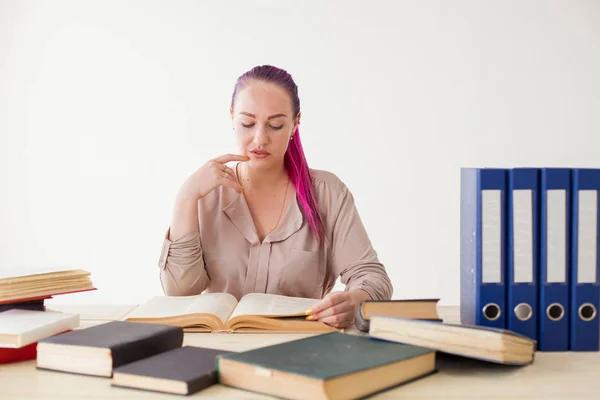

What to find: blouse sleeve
left=328, top=187, right=393, bottom=300
left=158, top=229, right=211, bottom=296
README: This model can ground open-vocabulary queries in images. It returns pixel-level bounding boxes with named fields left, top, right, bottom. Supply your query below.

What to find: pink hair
left=231, top=65, right=325, bottom=242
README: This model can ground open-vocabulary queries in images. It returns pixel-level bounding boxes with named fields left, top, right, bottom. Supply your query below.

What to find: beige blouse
left=158, top=165, right=393, bottom=301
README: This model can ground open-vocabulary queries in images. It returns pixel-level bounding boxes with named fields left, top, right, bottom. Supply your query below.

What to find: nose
left=252, top=124, right=268, bottom=146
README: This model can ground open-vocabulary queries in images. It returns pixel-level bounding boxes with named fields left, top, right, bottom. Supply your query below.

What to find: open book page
left=125, top=293, right=238, bottom=325
left=229, top=293, right=319, bottom=321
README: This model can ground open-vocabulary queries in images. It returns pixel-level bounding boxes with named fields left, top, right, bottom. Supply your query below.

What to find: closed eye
left=240, top=122, right=283, bottom=130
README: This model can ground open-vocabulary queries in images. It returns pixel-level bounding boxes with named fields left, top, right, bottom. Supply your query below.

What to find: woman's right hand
left=178, top=154, right=250, bottom=200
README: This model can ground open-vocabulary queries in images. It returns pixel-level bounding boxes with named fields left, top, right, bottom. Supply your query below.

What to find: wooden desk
left=1, top=306, right=598, bottom=399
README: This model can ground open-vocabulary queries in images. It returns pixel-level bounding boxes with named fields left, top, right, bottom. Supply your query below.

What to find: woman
left=158, top=65, right=392, bottom=328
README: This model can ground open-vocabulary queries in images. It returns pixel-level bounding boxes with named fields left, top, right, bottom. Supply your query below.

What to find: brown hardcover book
left=122, top=293, right=337, bottom=333
left=217, top=332, right=436, bottom=400
left=369, top=316, right=536, bottom=365
left=112, top=346, right=232, bottom=395
left=355, top=298, right=441, bottom=332
left=36, top=321, right=183, bottom=377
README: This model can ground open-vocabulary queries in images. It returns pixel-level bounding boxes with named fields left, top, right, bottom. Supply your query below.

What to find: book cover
left=0, top=309, right=79, bottom=348
left=37, top=321, right=183, bottom=376
left=0, top=299, right=46, bottom=312
left=369, top=316, right=536, bottom=366
left=0, top=342, right=37, bottom=364
left=354, top=298, right=442, bottom=332
left=112, top=346, right=232, bottom=395
left=217, top=332, right=436, bottom=400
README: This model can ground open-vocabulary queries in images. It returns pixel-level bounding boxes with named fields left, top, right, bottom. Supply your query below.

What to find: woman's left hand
left=306, top=289, right=372, bottom=329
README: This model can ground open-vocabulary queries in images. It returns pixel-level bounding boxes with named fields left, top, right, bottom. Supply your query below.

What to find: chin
left=248, top=156, right=280, bottom=169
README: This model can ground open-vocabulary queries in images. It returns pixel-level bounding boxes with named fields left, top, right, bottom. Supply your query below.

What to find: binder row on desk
left=460, top=167, right=600, bottom=352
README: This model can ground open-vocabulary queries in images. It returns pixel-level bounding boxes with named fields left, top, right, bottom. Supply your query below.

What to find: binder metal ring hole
left=578, top=303, right=597, bottom=322
left=514, top=303, right=532, bottom=321
left=482, top=303, right=501, bottom=321
left=546, top=303, right=564, bottom=321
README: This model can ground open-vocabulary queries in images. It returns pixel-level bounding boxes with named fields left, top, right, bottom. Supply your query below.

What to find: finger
left=219, top=166, right=237, bottom=182
left=309, top=302, right=350, bottom=320
left=213, top=165, right=243, bottom=191
left=307, top=293, right=346, bottom=315
left=218, top=176, right=244, bottom=193
left=225, top=167, right=245, bottom=190
left=306, top=292, right=347, bottom=315
left=319, top=316, right=353, bottom=329
left=318, top=312, right=353, bottom=328
left=210, top=161, right=235, bottom=175
left=212, top=153, right=250, bottom=164
left=211, top=163, right=240, bottom=185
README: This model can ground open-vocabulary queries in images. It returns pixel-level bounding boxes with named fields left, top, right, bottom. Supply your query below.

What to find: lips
left=250, top=150, right=270, bottom=156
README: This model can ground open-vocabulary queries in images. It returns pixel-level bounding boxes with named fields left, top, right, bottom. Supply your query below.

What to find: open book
left=122, top=293, right=338, bottom=333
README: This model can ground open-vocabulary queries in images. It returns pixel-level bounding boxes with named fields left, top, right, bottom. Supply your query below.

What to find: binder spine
left=461, top=168, right=478, bottom=326
left=507, top=168, right=539, bottom=341
left=461, top=168, right=507, bottom=329
left=538, top=168, right=571, bottom=351
left=570, top=169, right=600, bottom=351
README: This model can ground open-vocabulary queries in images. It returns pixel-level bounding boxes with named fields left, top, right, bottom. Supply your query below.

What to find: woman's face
left=231, top=80, right=298, bottom=170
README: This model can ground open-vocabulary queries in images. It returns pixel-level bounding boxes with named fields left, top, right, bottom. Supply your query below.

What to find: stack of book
left=0, top=266, right=96, bottom=364
left=460, top=167, right=600, bottom=352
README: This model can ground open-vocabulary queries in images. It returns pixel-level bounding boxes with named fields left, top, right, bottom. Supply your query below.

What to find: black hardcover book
left=36, top=320, right=183, bottom=377
left=0, top=299, right=46, bottom=313
left=112, top=346, right=232, bottom=395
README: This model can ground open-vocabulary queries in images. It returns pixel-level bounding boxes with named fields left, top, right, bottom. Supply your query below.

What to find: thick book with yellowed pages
left=369, top=316, right=536, bottom=365
left=122, top=293, right=337, bottom=333
left=0, top=267, right=96, bottom=304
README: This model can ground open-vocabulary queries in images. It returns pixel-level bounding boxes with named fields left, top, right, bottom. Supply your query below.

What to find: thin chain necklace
left=237, top=162, right=290, bottom=235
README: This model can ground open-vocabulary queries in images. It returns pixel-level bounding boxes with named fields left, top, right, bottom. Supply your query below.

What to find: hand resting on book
left=306, top=289, right=371, bottom=328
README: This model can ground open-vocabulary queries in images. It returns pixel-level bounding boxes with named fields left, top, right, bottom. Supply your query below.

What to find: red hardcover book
left=0, top=342, right=37, bottom=364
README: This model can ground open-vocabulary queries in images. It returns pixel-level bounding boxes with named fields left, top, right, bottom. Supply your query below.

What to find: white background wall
left=1, top=0, right=599, bottom=305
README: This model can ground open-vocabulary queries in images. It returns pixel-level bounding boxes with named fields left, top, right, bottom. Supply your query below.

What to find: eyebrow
left=239, top=112, right=287, bottom=120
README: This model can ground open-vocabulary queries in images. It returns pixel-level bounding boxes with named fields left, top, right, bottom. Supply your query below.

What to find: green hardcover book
left=217, top=332, right=436, bottom=400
